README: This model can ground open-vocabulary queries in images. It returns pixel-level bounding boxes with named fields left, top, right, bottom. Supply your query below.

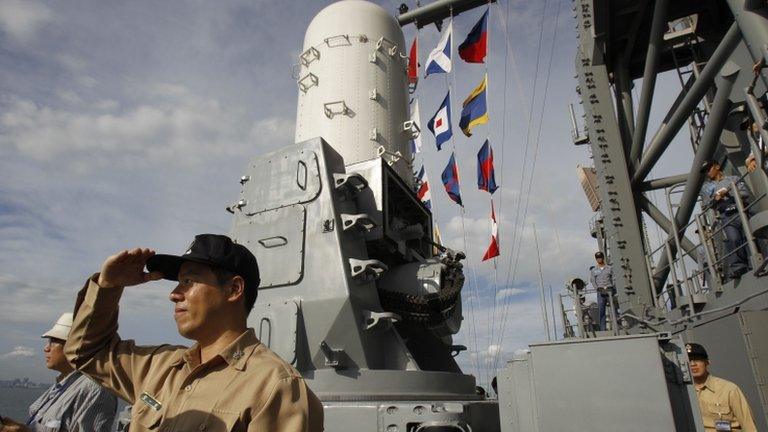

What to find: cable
left=492, top=0, right=564, bottom=373
left=490, top=0, right=551, bottom=371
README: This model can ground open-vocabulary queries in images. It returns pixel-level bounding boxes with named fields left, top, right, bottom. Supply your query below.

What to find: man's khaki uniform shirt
left=696, top=374, right=757, bottom=431
left=65, top=277, right=323, bottom=432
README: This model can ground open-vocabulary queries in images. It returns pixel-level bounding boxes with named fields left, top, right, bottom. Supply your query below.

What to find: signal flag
left=427, top=92, right=453, bottom=150
left=458, top=9, right=489, bottom=64
left=477, top=139, right=498, bottom=194
left=459, top=73, right=489, bottom=137
left=482, top=201, right=500, bottom=261
left=425, top=19, right=452, bottom=76
left=441, top=152, right=463, bottom=206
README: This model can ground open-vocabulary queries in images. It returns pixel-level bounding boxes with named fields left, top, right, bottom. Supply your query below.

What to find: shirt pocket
left=202, top=410, right=241, bottom=432
left=132, top=403, right=164, bottom=430
left=705, top=401, right=733, bottom=418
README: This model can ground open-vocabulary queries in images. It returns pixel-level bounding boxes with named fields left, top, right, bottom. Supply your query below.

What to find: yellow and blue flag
left=459, top=74, right=489, bottom=137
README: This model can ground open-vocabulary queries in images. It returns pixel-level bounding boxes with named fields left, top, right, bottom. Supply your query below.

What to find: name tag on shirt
left=715, top=420, right=732, bottom=431
left=140, top=392, right=162, bottom=411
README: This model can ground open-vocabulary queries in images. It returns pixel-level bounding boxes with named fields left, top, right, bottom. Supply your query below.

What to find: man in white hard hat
left=0, top=313, right=117, bottom=432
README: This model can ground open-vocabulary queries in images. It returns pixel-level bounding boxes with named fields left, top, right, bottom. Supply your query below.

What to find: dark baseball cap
left=686, top=343, right=708, bottom=360
left=594, top=251, right=604, bottom=258
left=146, top=234, right=260, bottom=292
left=700, top=159, right=720, bottom=174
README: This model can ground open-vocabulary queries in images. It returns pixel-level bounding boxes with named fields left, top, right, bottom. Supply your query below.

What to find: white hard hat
left=41, top=313, right=74, bottom=341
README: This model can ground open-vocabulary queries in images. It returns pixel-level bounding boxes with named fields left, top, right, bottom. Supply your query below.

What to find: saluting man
left=688, top=343, right=757, bottom=432
left=64, top=234, right=324, bottom=432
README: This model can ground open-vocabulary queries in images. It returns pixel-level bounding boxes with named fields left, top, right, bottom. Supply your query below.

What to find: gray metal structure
left=558, top=0, right=768, bottom=430
left=202, top=0, right=768, bottom=430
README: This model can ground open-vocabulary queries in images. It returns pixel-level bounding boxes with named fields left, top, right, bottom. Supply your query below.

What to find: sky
left=0, top=0, right=695, bottom=385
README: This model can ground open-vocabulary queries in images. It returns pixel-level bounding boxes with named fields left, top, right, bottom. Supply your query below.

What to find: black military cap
left=739, top=117, right=754, bottom=131
left=594, top=251, right=604, bottom=259
left=686, top=343, right=708, bottom=361
left=147, top=234, right=260, bottom=292
left=700, top=159, right=721, bottom=174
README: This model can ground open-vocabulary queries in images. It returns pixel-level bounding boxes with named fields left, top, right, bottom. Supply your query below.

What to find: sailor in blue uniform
left=700, top=160, right=752, bottom=279
left=589, top=251, right=617, bottom=331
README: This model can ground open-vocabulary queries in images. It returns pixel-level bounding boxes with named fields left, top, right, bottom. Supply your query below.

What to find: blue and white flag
left=425, top=19, right=452, bottom=77
left=427, top=92, right=452, bottom=150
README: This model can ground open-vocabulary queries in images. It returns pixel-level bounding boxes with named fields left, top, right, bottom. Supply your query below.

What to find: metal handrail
left=648, top=175, right=766, bottom=309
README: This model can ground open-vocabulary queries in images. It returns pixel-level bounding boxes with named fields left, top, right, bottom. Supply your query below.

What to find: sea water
left=0, top=387, right=45, bottom=422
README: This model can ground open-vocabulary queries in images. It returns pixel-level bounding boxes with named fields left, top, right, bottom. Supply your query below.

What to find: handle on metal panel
left=258, top=317, right=272, bottom=348
left=297, top=73, right=318, bottom=93
left=297, top=160, right=307, bottom=190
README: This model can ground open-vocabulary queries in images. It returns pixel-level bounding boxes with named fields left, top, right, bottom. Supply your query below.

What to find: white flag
left=410, top=99, right=423, bottom=154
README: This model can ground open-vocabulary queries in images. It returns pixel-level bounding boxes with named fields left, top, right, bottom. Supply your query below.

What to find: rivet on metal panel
left=239, top=175, right=250, bottom=185
left=386, top=406, right=397, bottom=415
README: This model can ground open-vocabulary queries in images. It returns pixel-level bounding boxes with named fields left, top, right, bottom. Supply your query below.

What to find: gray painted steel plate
left=242, top=149, right=321, bottom=213
left=235, top=204, right=306, bottom=288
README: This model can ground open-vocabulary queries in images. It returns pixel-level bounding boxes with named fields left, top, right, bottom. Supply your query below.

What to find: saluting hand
left=97, top=248, right=164, bottom=288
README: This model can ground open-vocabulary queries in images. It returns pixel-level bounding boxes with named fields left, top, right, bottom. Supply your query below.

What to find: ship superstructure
left=219, top=0, right=768, bottom=430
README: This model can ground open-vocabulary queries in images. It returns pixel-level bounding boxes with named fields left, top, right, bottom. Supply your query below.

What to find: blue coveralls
left=700, top=176, right=752, bottom=279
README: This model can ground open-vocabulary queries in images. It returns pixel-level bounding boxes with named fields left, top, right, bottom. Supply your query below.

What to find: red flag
left=482, top=201, right=500, bottom=260
left=408, top=37, right=418, bottom=93
left=459, top=9, right=488, bottom=64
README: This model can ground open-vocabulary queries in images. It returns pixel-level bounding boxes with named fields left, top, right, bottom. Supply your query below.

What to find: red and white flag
left=482, top=201, right=500, bottom=261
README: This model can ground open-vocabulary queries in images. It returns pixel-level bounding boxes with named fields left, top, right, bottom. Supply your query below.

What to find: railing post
left=730, top=181, right=763, bottom=268
left=695, top=214, right=723, bottom=291
left=573, top=291, right=586, bottom=338
left=607, top=291, right=619, bottom=336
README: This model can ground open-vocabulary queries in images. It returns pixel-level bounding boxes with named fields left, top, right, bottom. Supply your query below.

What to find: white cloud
left=0, top=0, right=52, bottom=43
left=0, top=345, right=35, bottom=359
left=0, top=92, right=294, bottom=171
left=496, top=288, right=525, bottom=300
